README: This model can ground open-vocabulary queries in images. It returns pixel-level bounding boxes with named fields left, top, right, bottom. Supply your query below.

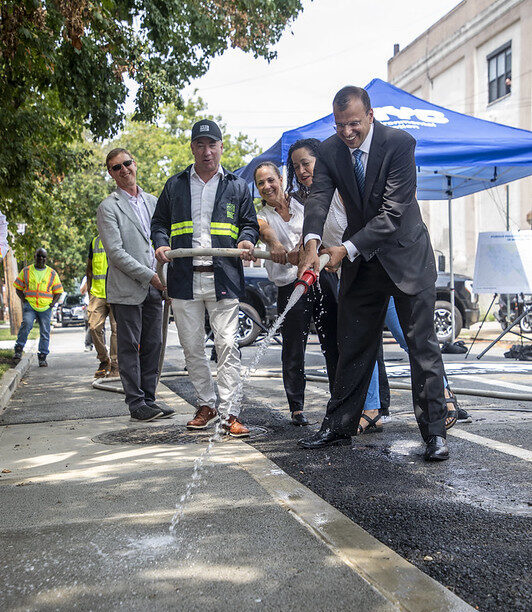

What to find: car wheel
left=434, top=300, right=463, bottom=343
left=237, top=303, right=262, bottom=347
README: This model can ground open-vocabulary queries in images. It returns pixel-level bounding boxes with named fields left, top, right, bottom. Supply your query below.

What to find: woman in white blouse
left=253, top=162, right=339, bottom=426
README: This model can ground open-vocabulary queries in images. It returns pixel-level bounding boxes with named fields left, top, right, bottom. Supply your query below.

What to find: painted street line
left=386, top=362, right=532, bottom=378
left=447, top=429, right=532, bottom=462
left=451, top=374, right=532, bottom=393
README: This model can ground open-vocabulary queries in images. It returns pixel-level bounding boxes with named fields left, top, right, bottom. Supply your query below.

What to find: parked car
left=237, top=267, right=479, bottom=346
left=237, top=267, right=278, bottom=346
left=433, top=272, right=480, bottom=343
left=58, top=293, right=86, bottom=327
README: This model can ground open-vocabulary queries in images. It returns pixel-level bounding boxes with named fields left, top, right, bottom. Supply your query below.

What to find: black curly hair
left=286, top=138, right=321, bottom=200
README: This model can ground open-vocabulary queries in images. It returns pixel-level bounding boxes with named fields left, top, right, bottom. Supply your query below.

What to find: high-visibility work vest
left=13, top=265, right=63, bottom=312
left=170, top=221, right=239, bottom=240
left=90, top=236, right=108, bottom=299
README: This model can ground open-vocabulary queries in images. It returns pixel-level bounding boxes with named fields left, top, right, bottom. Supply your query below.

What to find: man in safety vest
left=13, top=248, right=63, bottom=367
left=86, top=235, right=118, bottom=378
left=151, top=119, right=258, bottom=437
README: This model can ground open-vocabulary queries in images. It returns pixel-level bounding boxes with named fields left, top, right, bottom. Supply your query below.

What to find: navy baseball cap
left=191, top=119, right=223, bottom=142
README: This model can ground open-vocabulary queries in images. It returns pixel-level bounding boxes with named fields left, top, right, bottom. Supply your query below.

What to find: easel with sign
left=467, top=231, right=532, bottom=359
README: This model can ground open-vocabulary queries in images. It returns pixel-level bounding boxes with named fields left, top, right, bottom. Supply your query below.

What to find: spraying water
left=169, top=284, right=306, bottom=531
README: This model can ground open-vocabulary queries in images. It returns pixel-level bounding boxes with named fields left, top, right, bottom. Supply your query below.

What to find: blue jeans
left=15, top=302, right=52, bottom=355
left=364, top=297, right=448, bottom=411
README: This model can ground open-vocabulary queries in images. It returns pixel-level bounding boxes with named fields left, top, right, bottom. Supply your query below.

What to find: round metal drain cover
left=93, top=424, right=268, bottom=446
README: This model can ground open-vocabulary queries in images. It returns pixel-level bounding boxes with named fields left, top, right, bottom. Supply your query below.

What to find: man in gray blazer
left=97, top=148, right=174, bottom=421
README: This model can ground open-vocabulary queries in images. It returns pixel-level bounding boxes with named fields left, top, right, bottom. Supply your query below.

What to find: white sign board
left=473, top=231, right=532, bottom=294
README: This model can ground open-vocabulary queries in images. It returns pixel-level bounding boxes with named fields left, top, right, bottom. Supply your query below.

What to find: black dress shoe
left=298, top=427, right=351, bottom=449
left=147, top=402, right=175, bottom=419
left=291, top=412, right=309, bottom=426
left=130, top=405, right=164, bottom=422
left=424, top=435, right=449, bottom=461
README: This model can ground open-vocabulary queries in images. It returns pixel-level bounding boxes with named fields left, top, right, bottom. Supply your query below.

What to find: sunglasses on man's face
left=109, top=159, right=135, bottom=172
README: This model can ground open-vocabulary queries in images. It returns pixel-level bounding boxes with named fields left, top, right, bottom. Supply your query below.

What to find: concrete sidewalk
left=0, top=328, right=473, bottom=611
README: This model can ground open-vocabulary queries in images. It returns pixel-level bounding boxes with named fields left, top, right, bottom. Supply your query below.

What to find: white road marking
left=447, top=429, right=532, bottom=462
left=451, top=374, right=532, bottom=393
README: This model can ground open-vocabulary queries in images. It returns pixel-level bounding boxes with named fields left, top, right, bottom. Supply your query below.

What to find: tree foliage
left=16, top=96, right=261, bottom=290
left=113, top=97, right=261, bottom=195
left=0, top=0, right=304, bottom=230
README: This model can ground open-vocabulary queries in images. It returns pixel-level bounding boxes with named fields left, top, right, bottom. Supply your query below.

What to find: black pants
left=277, top=270, right=339, bottom=413
left=111, top=285, right=162, bottom=413
left=323, top=258, right=446, bottom=441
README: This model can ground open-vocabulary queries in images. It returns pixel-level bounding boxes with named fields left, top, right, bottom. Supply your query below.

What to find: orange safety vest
left=13, top=265, right=63, bottom=312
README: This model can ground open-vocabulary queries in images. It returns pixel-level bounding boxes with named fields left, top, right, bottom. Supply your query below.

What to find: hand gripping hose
left=154, top=248, right=331, bottom=379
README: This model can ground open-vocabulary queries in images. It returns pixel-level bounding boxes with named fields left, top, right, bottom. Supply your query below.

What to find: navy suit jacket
left=302, top=120, right=436, bottom=295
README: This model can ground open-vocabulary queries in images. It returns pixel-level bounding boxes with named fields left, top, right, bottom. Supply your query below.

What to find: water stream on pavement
left=169, top=284, right=307, bottom=532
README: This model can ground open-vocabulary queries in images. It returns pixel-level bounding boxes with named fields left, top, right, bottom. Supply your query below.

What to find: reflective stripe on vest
left=210, top=222, right=239, bottom=240
left=170, top=221, right=194, bottom=238
left=170, top=220, right=239, bottom=240
left=91, top=236, right=108, bottom=299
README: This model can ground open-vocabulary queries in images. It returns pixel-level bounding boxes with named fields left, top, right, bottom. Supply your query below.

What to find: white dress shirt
left=304, top=122, right=374, bottom=261
left=190, top=165, right=223, bottom=266
left=257, top=198, right=304, bottom=287
left=321, top=190, right=348, bottom=248
left=120, top=186, right=156, bottom=270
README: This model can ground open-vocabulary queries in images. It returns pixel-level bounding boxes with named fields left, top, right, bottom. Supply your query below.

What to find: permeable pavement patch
left=93, top=424, right=269, bottom=446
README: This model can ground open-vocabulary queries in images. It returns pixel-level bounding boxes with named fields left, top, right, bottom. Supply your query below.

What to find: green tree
left=19, top=97, right=261, bottom=290
left=13, top=138, right=110, bottom=291
left=0, top=0, right=305, bottom=240
left=112, top=98, right=261, bottom=196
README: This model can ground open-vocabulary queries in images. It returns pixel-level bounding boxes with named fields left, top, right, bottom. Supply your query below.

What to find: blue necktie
left=352, top=149, right=365, bottom=197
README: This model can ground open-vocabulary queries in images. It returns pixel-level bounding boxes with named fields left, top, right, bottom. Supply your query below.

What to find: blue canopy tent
left=237, top=78, right=532, bottom=340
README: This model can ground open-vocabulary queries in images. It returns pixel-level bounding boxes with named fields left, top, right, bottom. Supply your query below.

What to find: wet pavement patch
left=93, top=425, right=268, bottom=446
left=162, top=376, right=532, bottom=612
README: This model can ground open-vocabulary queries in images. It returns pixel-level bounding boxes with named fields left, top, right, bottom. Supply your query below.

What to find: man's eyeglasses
left=109, top=159, right=135, bottom=172
left=334, top=121, right=362, bottom=132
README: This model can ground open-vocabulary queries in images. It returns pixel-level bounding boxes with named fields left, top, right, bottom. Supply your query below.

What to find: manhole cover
left=93, top=424, right=269, bottom=446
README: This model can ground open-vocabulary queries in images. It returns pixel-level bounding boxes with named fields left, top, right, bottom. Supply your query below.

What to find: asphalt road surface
left=163, top=330, right=532, bottom=612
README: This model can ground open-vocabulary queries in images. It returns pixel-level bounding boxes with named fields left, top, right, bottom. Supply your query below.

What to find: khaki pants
left=88, top=295, right=118, bottom=366
left=172, top=272, right=241, bottom=417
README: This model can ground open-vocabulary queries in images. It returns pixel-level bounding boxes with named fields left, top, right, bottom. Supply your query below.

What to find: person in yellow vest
left=13, top=248, right=63, bottom=367
left=86, top=235, right=118, bottom=378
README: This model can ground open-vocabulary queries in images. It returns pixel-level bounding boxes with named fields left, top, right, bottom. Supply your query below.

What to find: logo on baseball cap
left=191, top=119, right=223, bottom=142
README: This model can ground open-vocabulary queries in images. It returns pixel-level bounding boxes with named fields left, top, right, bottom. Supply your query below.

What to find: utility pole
left=3, top=249, right=22, bottom=335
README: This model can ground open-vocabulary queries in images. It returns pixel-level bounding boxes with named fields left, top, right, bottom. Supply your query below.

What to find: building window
left=488, top=42, right=511, bottom=103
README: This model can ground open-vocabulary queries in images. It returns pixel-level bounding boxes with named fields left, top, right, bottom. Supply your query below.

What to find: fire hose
left=92, top=248, right=532, bottom=405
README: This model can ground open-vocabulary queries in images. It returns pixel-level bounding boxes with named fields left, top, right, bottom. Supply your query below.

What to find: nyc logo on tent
left=374, top=106, right=449, bottom=130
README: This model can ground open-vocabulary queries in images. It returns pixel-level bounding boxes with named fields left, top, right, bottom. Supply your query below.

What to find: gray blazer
left=96, top=188, right=157, bottom=305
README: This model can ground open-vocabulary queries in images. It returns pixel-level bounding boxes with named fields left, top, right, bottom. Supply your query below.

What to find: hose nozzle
left=294, top=269, right=318, bottom=294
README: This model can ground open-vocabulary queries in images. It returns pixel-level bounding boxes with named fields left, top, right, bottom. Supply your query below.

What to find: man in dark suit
left=297, top=86, right=449, bottom=461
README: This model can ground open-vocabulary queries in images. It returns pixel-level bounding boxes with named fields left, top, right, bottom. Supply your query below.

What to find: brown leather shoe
left=222, top=415, right=250, bottom=438
left=108, top=365, right=120, bottom=378
left=186, top=406, right=219, bottom=429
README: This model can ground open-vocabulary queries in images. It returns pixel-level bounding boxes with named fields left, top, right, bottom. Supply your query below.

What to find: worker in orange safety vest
left=13, top=248, right=63, bottom=367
